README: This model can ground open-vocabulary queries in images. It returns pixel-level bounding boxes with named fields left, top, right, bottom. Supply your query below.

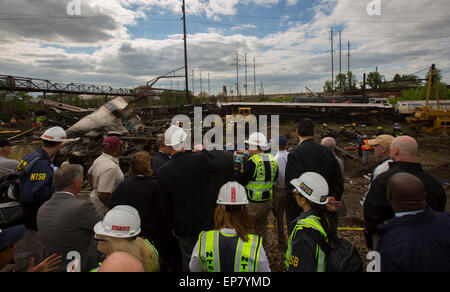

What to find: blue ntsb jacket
left=17, top=147, right=55, bottom=230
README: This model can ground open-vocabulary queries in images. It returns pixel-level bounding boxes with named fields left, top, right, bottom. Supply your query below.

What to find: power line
left=1, top=12, right=449, bottom=24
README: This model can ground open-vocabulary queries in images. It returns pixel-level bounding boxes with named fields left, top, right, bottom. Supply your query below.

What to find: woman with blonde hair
left=92, top=205, right=159, bottom=272
left=107, top=151, right=171, bottom=270
left=189, top=182, right=270, bottom=272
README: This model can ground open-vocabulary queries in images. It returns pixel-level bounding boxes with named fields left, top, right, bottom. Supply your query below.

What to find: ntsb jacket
left=17, top=147, right=55, bottom=230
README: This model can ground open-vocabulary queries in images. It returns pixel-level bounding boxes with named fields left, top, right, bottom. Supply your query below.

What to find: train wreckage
left=17, top=95, right=397, bottom=174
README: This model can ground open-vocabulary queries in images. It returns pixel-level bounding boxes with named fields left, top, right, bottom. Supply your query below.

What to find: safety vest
left=285, top=215, right=328, bottom=272
left=197, top=230, right=262, bottom=272
left=361, top=139, right=371, bottom=150
left=246, top=153, right=278, bottom=202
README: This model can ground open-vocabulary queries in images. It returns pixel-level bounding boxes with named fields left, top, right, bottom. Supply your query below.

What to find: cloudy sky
left=0, top=0, right=449, bottom=95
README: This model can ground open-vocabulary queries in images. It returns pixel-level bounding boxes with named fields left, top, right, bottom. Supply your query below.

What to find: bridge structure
left=0, top=73, right=184, bottom=101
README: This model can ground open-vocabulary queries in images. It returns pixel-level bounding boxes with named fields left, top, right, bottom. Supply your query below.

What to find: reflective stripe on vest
left=361, top=139, right=371, bottom=150
left=285, top=215, right=328, bottom=272
left=246, top=153, right=278, bottom=201
left=198, top=230, right=262, bottom=272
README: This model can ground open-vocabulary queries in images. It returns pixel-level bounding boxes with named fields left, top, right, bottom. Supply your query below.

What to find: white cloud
left=286, top=0, right=298, bottom=6
left=0, top=0, right=449, bottom=94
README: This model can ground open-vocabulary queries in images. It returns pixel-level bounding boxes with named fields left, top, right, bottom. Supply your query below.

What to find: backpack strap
left=302, top=227, right=333, bottom=255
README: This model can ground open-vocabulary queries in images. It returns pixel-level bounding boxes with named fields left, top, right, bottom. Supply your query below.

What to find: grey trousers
left=13, top=229, right=43, bottom=272
left=272, top=188, right=288, bottom=248
left=247, top=199, right=273, bottom=246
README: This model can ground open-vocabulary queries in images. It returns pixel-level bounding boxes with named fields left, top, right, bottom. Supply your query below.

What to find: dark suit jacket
left=285, top=138, right=344, bottom=223
left=37, top=192, right=103, bottom=272
left=157, top=150, right=224, bottom=237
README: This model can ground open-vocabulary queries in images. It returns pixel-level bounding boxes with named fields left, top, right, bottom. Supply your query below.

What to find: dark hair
left=297, top=118, right=315, bottom=137
left=309, top=202, right=336, bottom=241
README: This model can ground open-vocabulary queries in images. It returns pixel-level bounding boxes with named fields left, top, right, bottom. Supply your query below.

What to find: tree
left=323, top=80, right=334, bottom=92
left=335, top=74, right=347, bottom=92
left=334, top=72, right=358, bottom=91
left=367, top=71, right=385, bottom=89
left=390, top=74, right=420, bottom=88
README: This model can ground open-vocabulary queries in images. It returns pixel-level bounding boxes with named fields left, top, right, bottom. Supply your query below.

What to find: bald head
left=390, top=136, right=418, bottom=162
left=387, top=172, right=427, bottom=213
left=321, top=137, right=336, bottom=153
left=98, top=252, right=144, bottom=272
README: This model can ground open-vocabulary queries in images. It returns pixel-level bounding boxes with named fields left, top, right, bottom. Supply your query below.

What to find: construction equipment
left=238, top=107, right=251, bottom=117
left=406, top=64, right=450, bottom=134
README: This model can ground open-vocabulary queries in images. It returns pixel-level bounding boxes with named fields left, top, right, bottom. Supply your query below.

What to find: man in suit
left=152, top=134, right=172, bottom=174
left=157, top=126, right=225, bottom=271
left=285, top=118, right=344, bottom=231
left=37, top=164, right=103, bottom=272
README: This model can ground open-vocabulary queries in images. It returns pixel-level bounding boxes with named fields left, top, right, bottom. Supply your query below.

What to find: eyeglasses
left=94, top=235, right=107, bottom=242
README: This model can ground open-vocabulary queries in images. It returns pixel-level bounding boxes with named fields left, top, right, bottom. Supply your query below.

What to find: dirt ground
left=264, top=121, right=450, bottom=272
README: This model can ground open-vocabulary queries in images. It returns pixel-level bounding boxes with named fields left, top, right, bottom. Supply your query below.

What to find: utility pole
left=245, top=52, right=248, bottom=96
left=191, top=69, right=195, bottom=95
left=182, top=0, right=190, bottom=104
left=339, top=31, right=342, bottom=92
left=330, top=27, right=334, bottom=92
left=347, top=40, right=351, bottom=89
left=253, top=57, right=256, bottom=96
left=235, top=52, right=240, bottom=101
left=208, top=72, right=210, bottom=96
left=199, top=70, right=202, bottom=94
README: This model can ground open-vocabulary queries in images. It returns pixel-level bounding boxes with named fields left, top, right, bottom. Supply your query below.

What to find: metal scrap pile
left=42, top=97, right=158, bottom=174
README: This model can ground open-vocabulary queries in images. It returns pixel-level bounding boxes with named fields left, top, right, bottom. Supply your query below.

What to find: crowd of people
left=0, top=117, right=449, bottom=272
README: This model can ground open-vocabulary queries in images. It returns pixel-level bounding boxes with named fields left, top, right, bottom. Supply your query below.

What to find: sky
left=0, top=0, right=449, bottom=95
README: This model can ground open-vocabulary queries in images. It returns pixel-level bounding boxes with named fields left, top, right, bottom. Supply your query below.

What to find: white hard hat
left=217, top=181, right=249, bottom=205
left=164, top=125, right=187, bottom=147
left=245, top=132, right=268, bottom=147
left=94, top=205, right=141, bottom=238
left=290, top=172, right=329, bottom=205
left=40, top=126, right=67, bottom=142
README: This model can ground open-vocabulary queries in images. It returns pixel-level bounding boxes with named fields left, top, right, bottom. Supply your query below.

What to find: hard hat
left=245, top=132, right=268, bottom=147
left=290, top=172, right=329, bottom=205
left=40, top=126, right=67, bottom=142
left=164, top=125, right=187, bottom=147
left=217, top=181, right=249, bottom=205
left=94, top=205, right=141, bottom=238
left=352, top=123, right=356, bottom=126
left=323, top=123, right=328, bottom=127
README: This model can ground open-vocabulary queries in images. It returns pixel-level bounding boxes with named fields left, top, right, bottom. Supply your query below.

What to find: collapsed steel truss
left=0, top=74, right=183, bottom=98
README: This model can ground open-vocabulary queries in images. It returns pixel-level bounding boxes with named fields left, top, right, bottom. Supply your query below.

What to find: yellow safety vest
left=197, top=230, right=262, bottom=272
left=246, top=153, right=278, bottom=202
left=285, top=215, right=328, bottom=272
